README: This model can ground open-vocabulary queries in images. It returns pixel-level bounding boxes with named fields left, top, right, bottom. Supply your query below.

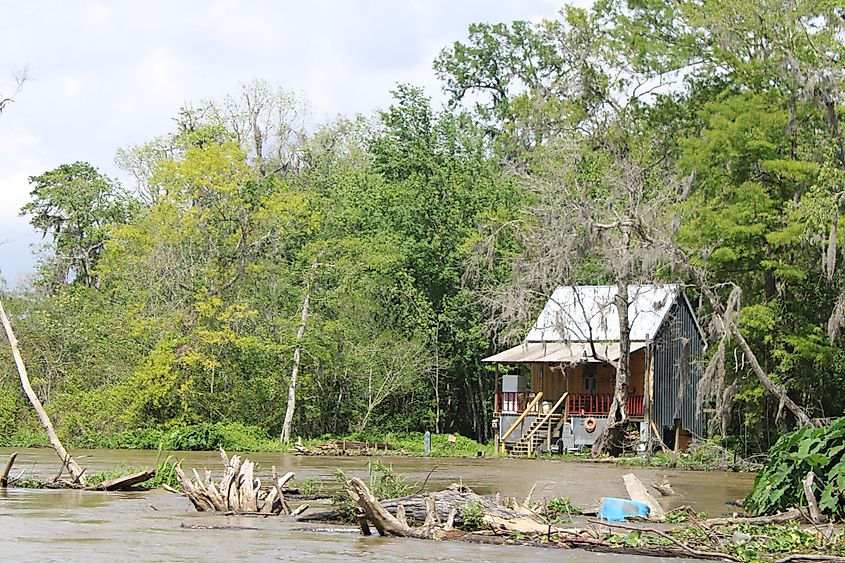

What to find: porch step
left=511, top=413, right=565, bottom=455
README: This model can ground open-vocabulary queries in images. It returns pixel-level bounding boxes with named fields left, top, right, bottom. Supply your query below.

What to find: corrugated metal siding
left=652, top=297, right=705, bottom=437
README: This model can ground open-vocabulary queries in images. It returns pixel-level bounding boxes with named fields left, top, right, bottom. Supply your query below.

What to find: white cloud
left=81, top=1, right=112, bottom=28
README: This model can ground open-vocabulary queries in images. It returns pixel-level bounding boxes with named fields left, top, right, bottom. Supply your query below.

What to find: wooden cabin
left=484, top=284, right=706, bottom=455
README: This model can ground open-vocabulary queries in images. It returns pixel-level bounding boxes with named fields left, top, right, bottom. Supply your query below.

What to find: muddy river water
left=0, top=448, right=754, bottom=562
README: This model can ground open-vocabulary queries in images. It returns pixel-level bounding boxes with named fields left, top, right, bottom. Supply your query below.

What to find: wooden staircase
left=508, top=413, right=564, bottom=456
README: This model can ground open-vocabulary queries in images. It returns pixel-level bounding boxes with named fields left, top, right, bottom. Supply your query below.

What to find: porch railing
left=567, top=393, right=644, bottom=416
left=495, top=392, right=645, bottom=416
left=494, top=391, right=540, bottom=414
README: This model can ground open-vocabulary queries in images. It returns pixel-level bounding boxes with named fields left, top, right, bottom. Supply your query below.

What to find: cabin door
left=583, top=364, right=597, bottom=394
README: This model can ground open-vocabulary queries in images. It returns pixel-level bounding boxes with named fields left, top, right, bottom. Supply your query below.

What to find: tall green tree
left=22, top=162, right=137, bottom=289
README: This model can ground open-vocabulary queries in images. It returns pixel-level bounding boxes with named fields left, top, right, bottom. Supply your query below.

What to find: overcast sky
left=0, top=1, right=586, bottom=286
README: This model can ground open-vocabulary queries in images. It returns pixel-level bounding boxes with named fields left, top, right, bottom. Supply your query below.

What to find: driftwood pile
left=293, top=439, right=396, bottom=456
left=175, top=449, right=307, bottom=516
left=345, top=473, right=845, bottom=561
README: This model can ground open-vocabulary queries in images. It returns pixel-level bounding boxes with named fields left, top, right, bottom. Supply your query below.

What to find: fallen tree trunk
left=380, top=483, right=521, bottom=525
left=0, top=299, right=87, bottom=484
left=86, top=470, right=156, bottom=491
left=681, top=265, right=814, bottom=428
left=348, top=477, right=578, bottom=538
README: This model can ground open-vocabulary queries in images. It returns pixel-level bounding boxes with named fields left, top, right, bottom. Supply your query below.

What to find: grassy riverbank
left=1, top=423, right=757, bottom=469
left=0, top=423, right=493, bottom=457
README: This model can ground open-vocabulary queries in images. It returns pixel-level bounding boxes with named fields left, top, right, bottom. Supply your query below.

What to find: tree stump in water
left=175, top=449, right=302, bottom=516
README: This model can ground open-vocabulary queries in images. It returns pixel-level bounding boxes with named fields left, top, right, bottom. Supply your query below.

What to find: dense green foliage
left=746, top=417, right=845, bottom=519
left=1, top=1, right=844, bottom=455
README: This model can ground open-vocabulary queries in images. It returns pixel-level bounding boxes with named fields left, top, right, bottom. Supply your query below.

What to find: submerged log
left=651, top=478, right=676, bottom=497
left=86, top=470, right=156, bottom=491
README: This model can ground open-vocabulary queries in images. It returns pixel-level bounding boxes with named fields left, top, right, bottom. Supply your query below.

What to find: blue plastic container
left=598, top=497, right=650, bottom=521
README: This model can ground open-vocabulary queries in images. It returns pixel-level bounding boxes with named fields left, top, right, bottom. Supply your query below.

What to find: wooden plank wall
left=530, top=350, right=647, bottom=400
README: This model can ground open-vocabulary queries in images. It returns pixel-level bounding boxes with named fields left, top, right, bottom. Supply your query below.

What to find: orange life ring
left=584, top=416, right=597, bottom=433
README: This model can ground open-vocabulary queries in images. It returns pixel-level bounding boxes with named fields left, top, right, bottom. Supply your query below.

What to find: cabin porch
left=491, top=348, right=650, bottom=455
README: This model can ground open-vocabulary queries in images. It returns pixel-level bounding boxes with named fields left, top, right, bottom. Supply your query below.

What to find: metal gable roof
left=482, top=340, right=647, bottom=363
left=525, top=284, right=680, bottom=343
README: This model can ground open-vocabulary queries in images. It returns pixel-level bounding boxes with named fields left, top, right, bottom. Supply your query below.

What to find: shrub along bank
left=745, top=417, right=845, bottom=520
left=0, top=423, right=491, bottom=457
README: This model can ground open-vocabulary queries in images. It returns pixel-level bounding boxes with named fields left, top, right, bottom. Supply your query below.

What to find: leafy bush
left=746, top=417, right=845, bottom=520
left=367, top=459, right=413, bottom=499
left=617, top=438, right=760, bottom=472
left=0, top=426, right=49, bottom=447
left=0, top=384, right=22, bottom=438
left=545, top=496, right=583, bottom=521
left=144, top=454, right=181, bottom=490
left=103, top=423, right=275, bottom=451
left=73, top=431, right=112, bottom=449
left=211, top=422, right=277, bottom=451
left=108, top=427, right=170, bottom=449
left=331, top=460, right=416, bottom=523
left=168, top=423, right=226, bottom=451
left=291, top=477, right=322, bottom=495
left=330, top=468, right=359, bottom=523
left=458, top=501, right=485, bottom=531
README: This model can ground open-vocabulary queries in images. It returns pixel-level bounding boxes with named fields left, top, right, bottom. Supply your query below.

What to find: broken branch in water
left=0, top=452, right=18, bottom=487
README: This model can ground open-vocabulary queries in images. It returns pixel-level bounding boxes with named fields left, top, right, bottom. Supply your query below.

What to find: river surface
left=0, top=448, right=754, bottom=562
